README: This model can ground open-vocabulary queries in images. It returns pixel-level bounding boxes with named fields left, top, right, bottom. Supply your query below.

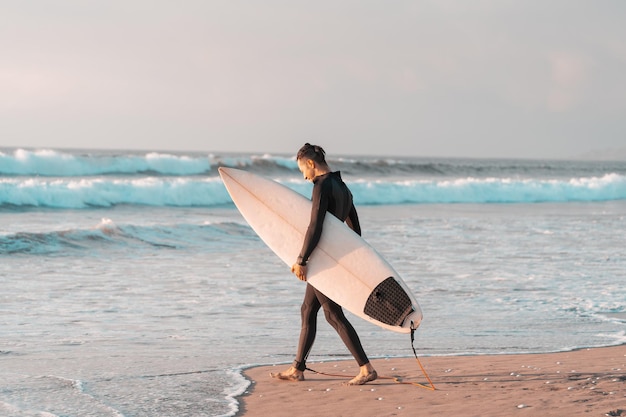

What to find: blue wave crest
left=1, top=174, right=624, bottom=209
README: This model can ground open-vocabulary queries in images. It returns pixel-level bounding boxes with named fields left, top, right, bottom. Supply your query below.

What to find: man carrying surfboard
left=270, top=143, right=378, bottom=386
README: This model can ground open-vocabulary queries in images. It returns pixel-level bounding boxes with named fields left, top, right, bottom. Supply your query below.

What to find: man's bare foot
left=345, top=369, right=377, bottom=386
left=269, top=366, right=304, bottom=382
left=344, top=363, right=377, bottom=386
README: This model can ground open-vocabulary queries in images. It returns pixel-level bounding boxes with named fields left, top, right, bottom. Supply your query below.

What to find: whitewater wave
left=350, top=173, right=626, bottom=205
left=1, top=174, right=625, bottom=209
left=0, top=177, right=232, bottom=208
left=3, top=148, right=626, bottom=179
left=0, top=148, right=297, bottom=177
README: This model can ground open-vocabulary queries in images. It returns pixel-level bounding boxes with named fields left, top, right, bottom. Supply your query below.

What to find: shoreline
left=235, top=345, right=625, bottom=417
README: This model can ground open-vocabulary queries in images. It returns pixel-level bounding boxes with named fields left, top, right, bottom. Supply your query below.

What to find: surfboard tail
left=364, top=277, right=416, bottom=327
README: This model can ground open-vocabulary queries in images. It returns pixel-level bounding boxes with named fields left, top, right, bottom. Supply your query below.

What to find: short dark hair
left=297, top=143, right=326, bottom=163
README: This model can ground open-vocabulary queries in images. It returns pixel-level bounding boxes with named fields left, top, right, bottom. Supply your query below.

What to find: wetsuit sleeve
left=297, top=180, right=329, bottom=265
left=345, top=203, right=361, bottom=236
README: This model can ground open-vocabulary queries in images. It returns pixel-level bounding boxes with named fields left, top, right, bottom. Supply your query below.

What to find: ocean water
left=1, top=148, right=625, bottom=417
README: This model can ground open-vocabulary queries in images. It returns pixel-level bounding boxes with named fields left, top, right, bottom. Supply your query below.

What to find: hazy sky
left=1, top=1, right=625, bottom=159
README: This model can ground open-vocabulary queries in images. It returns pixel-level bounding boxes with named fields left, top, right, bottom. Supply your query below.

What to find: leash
left=407, top=327, right=436, bottom=390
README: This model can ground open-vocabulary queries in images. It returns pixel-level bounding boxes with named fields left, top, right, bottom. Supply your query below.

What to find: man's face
left=297, top=158, right=315, bottom=182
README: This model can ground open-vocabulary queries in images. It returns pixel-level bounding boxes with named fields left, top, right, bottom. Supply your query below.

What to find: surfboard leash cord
left=409, top=327, right=436, bottom=390
left=305, top=328, right=436, bottom=390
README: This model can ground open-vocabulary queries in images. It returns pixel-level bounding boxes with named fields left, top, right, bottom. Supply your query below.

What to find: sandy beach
left=239, top=345, right=625, bottom=417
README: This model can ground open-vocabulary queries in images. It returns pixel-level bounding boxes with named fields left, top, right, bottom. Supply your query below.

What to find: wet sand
left=238, top=345, right=625, bottom=417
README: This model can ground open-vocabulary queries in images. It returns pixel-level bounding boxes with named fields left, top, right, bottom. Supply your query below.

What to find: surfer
left=270, top=143, right=378, bottom=386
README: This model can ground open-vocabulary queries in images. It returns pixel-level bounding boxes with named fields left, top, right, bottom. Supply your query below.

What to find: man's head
left=296, top=143, right=329, bottom=181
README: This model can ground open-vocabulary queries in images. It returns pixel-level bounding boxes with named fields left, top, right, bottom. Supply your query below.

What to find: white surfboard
left=219, top=167, right=422, bottom=333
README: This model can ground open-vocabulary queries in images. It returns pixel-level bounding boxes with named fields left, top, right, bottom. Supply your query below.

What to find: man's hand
left=291, top=263, right=307, bottom=281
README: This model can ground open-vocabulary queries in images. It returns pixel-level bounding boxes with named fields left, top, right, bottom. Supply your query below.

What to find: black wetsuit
left=293, top=171, right=369, bottom=372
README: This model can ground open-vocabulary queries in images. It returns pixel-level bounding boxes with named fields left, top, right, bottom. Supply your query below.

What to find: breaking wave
left=2, top=148, right=625, bottom=178
left=1, top=174, right=624, bottom=209
left=0, top=218, right=256, bottom=255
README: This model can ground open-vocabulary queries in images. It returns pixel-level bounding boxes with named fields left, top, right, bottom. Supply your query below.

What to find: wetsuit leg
left=293, top=283, right=321, bottom=371
left=314, top=287, right=369, bottom=367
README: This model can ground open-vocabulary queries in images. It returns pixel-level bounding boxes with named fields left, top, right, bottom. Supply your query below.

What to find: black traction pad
left=363, top=277, right=414, bottom=326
